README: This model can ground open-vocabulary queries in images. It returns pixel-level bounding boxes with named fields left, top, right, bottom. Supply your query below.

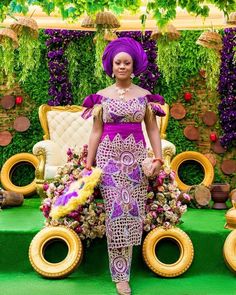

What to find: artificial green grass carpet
left=0, top=198, right=236, bottom=295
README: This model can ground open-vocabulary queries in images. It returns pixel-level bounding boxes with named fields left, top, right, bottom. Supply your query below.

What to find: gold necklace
left=115, top=85, right=131, bottom=100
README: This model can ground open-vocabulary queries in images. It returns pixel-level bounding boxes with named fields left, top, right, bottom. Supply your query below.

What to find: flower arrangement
left=143, top=169, right=189, bottom=231
left=41, top=145, right=106, bottom=247
left=41, top=146, right=188, bottom=245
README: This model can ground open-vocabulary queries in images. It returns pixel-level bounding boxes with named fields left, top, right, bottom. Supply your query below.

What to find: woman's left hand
left=150, top=161, right=162, bottom=178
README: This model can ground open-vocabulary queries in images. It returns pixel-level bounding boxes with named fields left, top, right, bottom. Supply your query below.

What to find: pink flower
left=75, top=226, right=83, bottom=233
left=157, top=172, right=166, bottom=185
left=151, top=211, right=157, bottom=219
left=43, top=183, right=49, bottom=191
left=183, top=193, right=191, bottom=201
left=169, top=171, right=176, bottom=181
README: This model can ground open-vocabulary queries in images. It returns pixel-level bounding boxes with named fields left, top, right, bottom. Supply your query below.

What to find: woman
left=82, top=37, right=165, bottom=295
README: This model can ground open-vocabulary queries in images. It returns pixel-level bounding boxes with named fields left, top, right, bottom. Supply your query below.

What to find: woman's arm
left=85, top=117, right=103, bottom=169
left=144, top=110, right=163, bottom=176
left=144, top=111, right=162, bottom=159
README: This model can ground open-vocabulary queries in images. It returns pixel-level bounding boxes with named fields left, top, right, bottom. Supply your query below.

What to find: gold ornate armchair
left=33, top=104, right=176, bottom=197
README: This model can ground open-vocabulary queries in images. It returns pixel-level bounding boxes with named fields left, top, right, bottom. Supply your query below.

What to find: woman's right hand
left=78, top=167, right=92, bottom=178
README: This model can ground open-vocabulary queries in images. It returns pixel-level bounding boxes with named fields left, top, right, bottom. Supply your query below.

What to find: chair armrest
left=161, top=139, right=176, bottom=168
left=33, top=140, right=64, bottom=178
left=33, top=140, right=66, bottom=198
left=33, top=140, right=64, bottom=166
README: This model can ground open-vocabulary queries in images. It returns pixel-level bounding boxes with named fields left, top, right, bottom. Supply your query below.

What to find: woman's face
left=112, top=52, right=133, bottom=80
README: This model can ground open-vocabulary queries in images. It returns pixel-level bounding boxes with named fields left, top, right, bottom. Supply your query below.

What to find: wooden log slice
left=0, top=131, right=12, bottom=146
left=170, top=103, right=186, bottom=120
left=221, top=160, right=236, bottom=175
left=212, top=140, right=227, bottom=154
left=184, top=126, right=199, bottom=140
left=194, top=185, right=211, bottom=206
left=203, top=153, right=217, bottom=167
left=13, top=116, right=30, bottom=132
left=0, top=95, right=15, bottom=109
left=202, top=111, right=217, bottom=126
left=0, top=190, right=24, bottom=208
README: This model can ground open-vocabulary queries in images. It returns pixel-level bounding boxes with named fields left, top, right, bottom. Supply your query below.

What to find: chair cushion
left=47, top=110, right=93, bottom=154
left=45, top=164, right=63, bottom=180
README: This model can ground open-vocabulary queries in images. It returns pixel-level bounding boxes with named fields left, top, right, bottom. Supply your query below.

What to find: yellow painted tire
left=0, top=153, right=38, bottom=197
left=29, top=226, right=83, bottom=279
left=142, top=227, right=194, bottom=277
left=223, top=230, right=236, bottom=273
left=170, top=151, right=214, bottom=191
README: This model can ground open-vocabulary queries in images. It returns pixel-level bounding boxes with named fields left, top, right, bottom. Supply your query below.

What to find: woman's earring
left=130, top=73, right=135, bottom=79
left=112, top=73, right=115, bottom=78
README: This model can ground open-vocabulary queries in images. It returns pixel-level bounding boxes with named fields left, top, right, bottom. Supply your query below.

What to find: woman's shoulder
left=132, top=84, right=151, bottom=96
left=96, top=85, right=114, bottom=96
left=82, top=93, right=103, bottom=107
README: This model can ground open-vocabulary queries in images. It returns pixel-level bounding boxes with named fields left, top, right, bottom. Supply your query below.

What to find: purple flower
left=218, top=28, right=236, bottom=148
left=46, top=29, right=160, bottom=105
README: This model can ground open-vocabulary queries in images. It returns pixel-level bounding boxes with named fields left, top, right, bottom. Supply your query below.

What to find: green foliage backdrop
left=0, top=29, right=235, bottom=188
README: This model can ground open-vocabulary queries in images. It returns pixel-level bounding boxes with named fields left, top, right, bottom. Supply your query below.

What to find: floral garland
left=41, top=145, right=106, bottom=247
left=41, top=147, right=187, bottom=246
left=218, top=28, right=236, bottom=148
left=144, top=170, right=189, bottom=231
left=45, top=29, right=160, bottom=105
left=45, top=29, right=94, bottom=106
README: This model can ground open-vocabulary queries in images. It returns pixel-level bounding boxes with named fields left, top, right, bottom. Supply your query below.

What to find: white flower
left=163, top=204, right=170, bottom=211
left=49, top=183, right=56, bottom=191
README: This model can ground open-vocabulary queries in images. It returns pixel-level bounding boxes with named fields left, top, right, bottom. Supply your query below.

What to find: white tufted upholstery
left=47, top=110, right=93, bottom=155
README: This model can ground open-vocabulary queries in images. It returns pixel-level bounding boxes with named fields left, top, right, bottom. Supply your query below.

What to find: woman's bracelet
left=152, top=157, right=164, bottom=165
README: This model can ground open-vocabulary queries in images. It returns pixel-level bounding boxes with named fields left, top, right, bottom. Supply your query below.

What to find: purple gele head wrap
left=102, top=37, right=148, bottom=77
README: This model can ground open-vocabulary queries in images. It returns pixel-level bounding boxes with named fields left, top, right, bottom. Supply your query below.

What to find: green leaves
left=17, top=26, right=41, bottom=83
left=157, top=37, right=181, bottom=85
left=198, top=45, right=221, bottom=91
left=0, top=1, right=234, bottom=28
left=0, top=38, right=15, bottom=88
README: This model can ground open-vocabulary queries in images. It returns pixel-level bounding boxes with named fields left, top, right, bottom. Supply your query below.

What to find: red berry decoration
left=15, top=96, right=23, bottom=105
left=184, top=92, right=192, bottom=101
left=210, top=132, right=217, bottom=142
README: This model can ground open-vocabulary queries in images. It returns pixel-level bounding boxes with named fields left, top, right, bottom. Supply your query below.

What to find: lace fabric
left=82, top=93, right=165, bottom=248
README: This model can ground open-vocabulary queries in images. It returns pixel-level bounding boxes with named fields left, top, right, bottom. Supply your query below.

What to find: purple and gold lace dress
left=82, top=94, right=165, bottom=250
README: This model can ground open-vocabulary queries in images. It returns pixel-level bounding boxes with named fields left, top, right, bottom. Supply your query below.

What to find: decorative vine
left=1, top=38, right=15, bottom=87
left=0, top=46, right=4, bottom=84
left=94, top=26, right=111, bottom=86
left=157, top=36, right=181, bottom=85
left=198, top=46, right=221, bottom=91
left=18, top=26, right=41, bottom=82
left=65, top=41, right=80, bottom=103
